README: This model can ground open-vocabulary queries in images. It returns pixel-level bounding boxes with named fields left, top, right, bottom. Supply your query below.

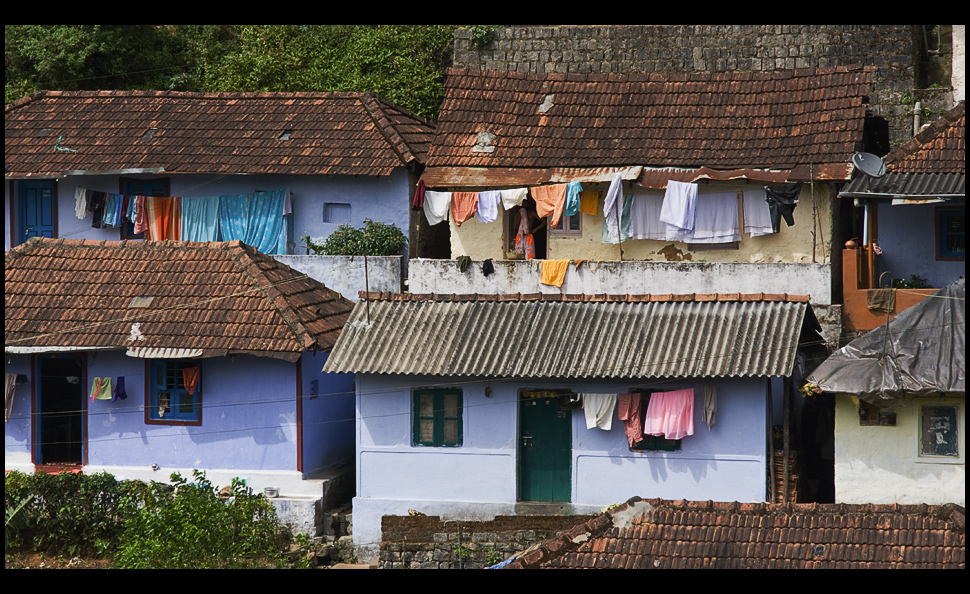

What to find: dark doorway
left=37, top=356, right=84, bottom=465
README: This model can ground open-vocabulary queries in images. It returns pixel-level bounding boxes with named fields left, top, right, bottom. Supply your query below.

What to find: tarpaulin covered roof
left=806, top=279, right=965, bottom=403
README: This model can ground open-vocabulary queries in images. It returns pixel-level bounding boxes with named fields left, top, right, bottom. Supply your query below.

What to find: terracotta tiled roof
left=884, top=101, right=965, bottom=174
left=5, top=238, right=353, bottom=360
left=504, top=497, right=966, bottom=569
left=4, top=90, right=434, bottom=178
left=426, top=67, right=872, bottom=177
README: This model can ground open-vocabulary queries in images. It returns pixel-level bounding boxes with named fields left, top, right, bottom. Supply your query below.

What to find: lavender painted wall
left=351, top=373, right=770, bottom=560
left=300, top=350, right=356, bottom=477
left=4, top=350, right=356, bottom=478
left=877, top=202, right=965, bottom=288
left=5, top=171, right=412, bottom=256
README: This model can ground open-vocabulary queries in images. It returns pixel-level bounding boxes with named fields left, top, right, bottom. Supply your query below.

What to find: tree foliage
left=6, top=25, right=458, bottom=120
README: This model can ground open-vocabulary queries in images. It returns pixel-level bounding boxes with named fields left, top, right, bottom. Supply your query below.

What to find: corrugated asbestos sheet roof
left=323, top=293, right=818, bottom=379
left=422, top=66, right=872, bottom=187
left=5, top=237, right=353, bottom=360
left=841, top=101, right=965, bottom=198
left=503, top=497, right=966, bottom=569
left=4, top=90, right=434, bottom=178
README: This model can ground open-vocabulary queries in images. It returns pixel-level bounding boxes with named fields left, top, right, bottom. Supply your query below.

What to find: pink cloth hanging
left=642, top=389, right=694, bottom=440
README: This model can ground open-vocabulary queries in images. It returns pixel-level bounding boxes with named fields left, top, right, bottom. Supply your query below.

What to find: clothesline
left=73, top=187, right=292, bottom=255
left=419, top=176, right=789, bottom=246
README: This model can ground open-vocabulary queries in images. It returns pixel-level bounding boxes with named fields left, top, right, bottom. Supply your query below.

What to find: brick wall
left=379, top=513, right=594, bottom=569
left=453, top=25, right=929, bottom=149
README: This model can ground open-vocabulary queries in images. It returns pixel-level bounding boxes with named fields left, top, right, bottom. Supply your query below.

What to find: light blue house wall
left=351, top=373, right=770, bottom=561
left=5, top=170, right=412, bottom=257
left=877, top=202, right=965, bottom=288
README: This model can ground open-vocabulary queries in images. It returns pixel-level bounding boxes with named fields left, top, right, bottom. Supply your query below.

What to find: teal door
left=18, top=180, right=55, bottom=244
left=518, top=394, right=572, bottom=502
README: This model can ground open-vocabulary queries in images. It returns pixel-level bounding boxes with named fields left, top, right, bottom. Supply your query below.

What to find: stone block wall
left=379, top=513, right=595, bottom=569
left=453, top=25, right=932, bottom=149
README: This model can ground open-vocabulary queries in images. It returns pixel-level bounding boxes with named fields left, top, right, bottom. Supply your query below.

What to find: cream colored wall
left=834, top=394, right=965, bottom=506
left=450, top=182, right=837, bottom=264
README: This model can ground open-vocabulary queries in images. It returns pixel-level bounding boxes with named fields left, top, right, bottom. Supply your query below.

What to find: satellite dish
left=853, top=152, right=886, bottom=178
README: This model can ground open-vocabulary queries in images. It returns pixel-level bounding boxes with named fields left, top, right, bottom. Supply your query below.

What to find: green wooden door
left=518, top=394, right=571, bottom=502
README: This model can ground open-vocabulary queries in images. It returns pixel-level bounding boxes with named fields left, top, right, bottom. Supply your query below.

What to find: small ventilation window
left=36, top=128, right=53, bottom=137
left=140, top=128, right=158, bottom=142
left=128, top=296, right=155, bottom=309
left=277, top=129, right=294, bottom=141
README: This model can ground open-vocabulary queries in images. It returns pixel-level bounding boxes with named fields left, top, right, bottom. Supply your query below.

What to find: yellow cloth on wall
left=540, top=259, right=571, bottom=288
left=579, top=190, right=600, bottom=216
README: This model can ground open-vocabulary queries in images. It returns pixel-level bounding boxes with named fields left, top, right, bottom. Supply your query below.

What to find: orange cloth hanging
left=450, top=192, right=479, bottom=227
left=182, top=367, right=200, bottom=397
left=540, top=259, right=570, bottom=288
left=145, top=197, right=181, bottom=240
left=579, top=190, right=600, bottom=216
left=532, top=184, right=568, bottom=227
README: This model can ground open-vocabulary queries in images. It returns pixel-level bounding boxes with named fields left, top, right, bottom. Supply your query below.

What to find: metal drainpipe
left=914, top=101, right=922, bottom=137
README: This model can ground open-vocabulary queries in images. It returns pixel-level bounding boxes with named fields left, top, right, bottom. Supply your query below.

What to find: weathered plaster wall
left=834, top=394, right=965, bottom=506
left=273, top=255, right=403, bottom=301
left=351, top=373, right=769, bottom=562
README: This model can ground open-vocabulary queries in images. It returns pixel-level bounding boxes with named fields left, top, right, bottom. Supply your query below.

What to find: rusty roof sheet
left=5, top=238, right=353, bottom=359
left=504, top=497, right=966, bottom=569
left=323, top=292, right=819, bottom=379
left=423, top=67, right=872, bottom=187
left=4, top=90, right=435, bottom=178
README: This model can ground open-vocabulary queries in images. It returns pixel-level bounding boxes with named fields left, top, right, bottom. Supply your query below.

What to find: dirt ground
left=5, top=552, right=113, bottom=569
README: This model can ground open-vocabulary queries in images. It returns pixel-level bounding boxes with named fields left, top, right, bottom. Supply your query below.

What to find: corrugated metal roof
left=839, top=171, right=965, bottom=199
left=323, top=294, right=816, bottom=379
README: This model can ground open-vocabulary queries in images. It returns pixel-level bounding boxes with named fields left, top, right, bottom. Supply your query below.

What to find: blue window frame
left=147, top=360, right=201, bottom=425
left=937, top=207, right=965, bottom=260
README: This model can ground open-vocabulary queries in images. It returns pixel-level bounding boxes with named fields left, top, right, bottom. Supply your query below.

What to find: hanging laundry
left=764, top=184, right=801, bottom=232
left=579, top=190, right=599, bottom=216
left=481, top=258, right=495, bottom=276
left=500, top=187, right=528, bottom=210
left=5, top=373, right=16, bottom=423
left=90, top=377, right=112, bottom=402
left=602, top=173, right=625, bottom=243
left=660, top=180, right=698, bottom=242
left=451, top=192, right=480, bottom=227
left=423, top=191, right=452, bottom=225
left=629, top=195, right=666, bottom=240
left=145, top=196, right=180, bottom=240
left=582, top=394, right=618, bottom=431
left=181, top=196, right=222, bottom=242
left=601, top=194, right=633, bottom=244
left=182, top=367, right=200, bottom=397
left=690, top=192, right=740, bottom=244
left=540, top=259, right=570, bottom=288
left=411, top=179, right=427, bottom=210
left=742, top=190, right=775, bottom=237
left=132, top=196, right=148, bottom=235
left=218, top=190, right=287, bottom=254
left=643, top=389, right=694, bottom=440
left=532, top=183, right=568, bottom=227
left=74, top=187, right=89, bottom=220
left=113, top=377, right=128, bottom=402
left=703, top=385, right=717, bottom=431
left=564, top=182, right=583, bottom=217
left=87, top=191, right=107, bottom=229
left=456, top=255, right=472, bottom=272
left=476, top=190, right=502, bottom=223
left=617, top=393, right=643, bottom=448
left=514, top=207, right=535, bottom=260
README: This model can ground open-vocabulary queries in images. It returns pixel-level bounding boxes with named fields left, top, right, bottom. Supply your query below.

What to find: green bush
left=303, top=219, right=407, bottom=257
left=4, top=469, right=142, bottom=555
left=113, top=470, right=291, bottom=569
